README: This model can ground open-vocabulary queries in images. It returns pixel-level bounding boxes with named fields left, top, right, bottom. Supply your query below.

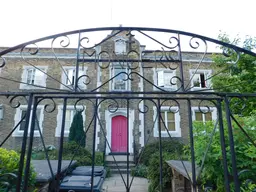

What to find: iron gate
left=0, top=27, right=255, bottom=192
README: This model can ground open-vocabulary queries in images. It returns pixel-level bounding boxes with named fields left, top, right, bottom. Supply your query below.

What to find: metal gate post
left=187, top=99, right=197, bottom=192
left=16, top=93, right=33, bottom=192
left=217, top=99, right=231, bottom=192
left=224, top=96, right=240, bottom=191
left=23, top=96, right=38, bottom=191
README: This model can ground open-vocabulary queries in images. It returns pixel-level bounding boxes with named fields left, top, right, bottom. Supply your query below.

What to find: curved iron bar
left=198, top=100, right=217, bottom=114
left=148, top=48, right=180, bottom=70
left=90, top=71, right=129, bottom=93
left=129, top=99, right=159, bottom=188
left=79, top=29, right=123, bottom=49
left=126, top=50, right=140, bottom=70
left=20, top=44, right=74, bottom=92
left=94, top=103, right=128, bottom=188
left=138, top=30, right=180, bottom=50
left=0, top=172, right=18, bottom=191
left=222, top=46, right=241, bottom=64
left=1, top=27, right=255, bottom=57
left=0, top=24, right=254, bottom=191
left=158, top=99, right=193, bottom=183
left=97, top=50, right=111, bottom=69
left=76, top=74, right=91, bottom=92
left=131, top=98, right=194, bottom=188
left=130, top=71, right=183, bottom=92
left=0, top=56, right=6, bottom=68
left=184, top=36, right=208, bottom=91
left=7, top=95, right=27, bottom=108
left=51, top=35, right=76, bottom=91
left=37, top=98, right=57, bottom=113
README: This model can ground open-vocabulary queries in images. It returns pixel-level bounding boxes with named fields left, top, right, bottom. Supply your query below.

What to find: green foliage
left=68, top=111, right=85, bottom=147
left=31, top=143, right=105, bottom=167
left=94, top=152, right=104, bottom=166
left=131, top=164, right=148, bottom=178
left=0, top=148, right=36, bottom=191
left=147, top=152, right=174, bottom=192
left=31, top=145, right=57, bottom=160
left=62, top=141, right=92, bottom=166
left=212, top=34, right=256, bottom=116
left=105, top=167, right=111, bottom=178
left=138, top=140, right=184, bottom=191
left=188, top=115, right=256, bottom=191
left=0, top=172, right=17, bottom=191
left=139, top=140, right=184, bottom=166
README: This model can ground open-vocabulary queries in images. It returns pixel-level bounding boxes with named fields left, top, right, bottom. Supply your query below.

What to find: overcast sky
left=1, top=0, right=255, bottom=48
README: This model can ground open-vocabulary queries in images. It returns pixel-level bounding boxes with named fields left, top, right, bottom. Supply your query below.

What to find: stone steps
left=105, top=155, right=134, bottom=162
left=105, top=155, right=135, bottom=174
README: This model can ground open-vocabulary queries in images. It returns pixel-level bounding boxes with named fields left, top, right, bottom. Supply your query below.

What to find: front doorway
left=111, top=115, right=128, bottom=153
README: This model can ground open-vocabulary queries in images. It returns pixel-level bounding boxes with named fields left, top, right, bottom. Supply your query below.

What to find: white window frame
left=191, top=107, right=217, bottom=122
left=110, top=64, right=130, bottom=91
left=60, top=66, right=87, bottom=90
left=20, top=66, right=48, bottom=89
left=189, top=69, right=212, bottom=91
left=153, top=68, right=177, bottom=91
left=55, top=105, right=86, bottom=137
left=12, top=105, right=44, bottom=137
left=115, top=38, right=126, bottom=55
left=153, top=106, right=181, bottom=137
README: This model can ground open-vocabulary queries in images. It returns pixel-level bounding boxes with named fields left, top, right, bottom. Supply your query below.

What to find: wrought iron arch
left=0, top=27, right=255, bottom=192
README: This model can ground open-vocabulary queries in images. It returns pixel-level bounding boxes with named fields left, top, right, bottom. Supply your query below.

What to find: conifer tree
left=68, top=111, right=85, bottom=147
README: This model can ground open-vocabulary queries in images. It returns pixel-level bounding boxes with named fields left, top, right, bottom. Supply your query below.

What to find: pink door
left=111, top=115, right=128, bottom=153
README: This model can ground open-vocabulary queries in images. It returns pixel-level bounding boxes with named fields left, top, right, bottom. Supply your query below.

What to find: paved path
left=102, top=174, right=149, bottom=192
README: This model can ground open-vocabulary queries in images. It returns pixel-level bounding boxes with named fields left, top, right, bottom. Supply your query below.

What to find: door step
left=105, top=155, right=135, bottom=174
left=105, top=155, right=134, bottom=162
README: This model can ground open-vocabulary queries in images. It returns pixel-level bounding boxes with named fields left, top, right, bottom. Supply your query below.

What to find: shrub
left=0, top=148, right=36, bottom=191
left=94, top=152, right=104, bottom=166
left=147, top=152, right=178, bottom=192
left=131, top=164, right=148, bottom=178
left=31, top=143, right=104, bottom=167
left=62, top=141, right=92, bottom=166
left=139, top=140, right=184, bottom=166
left=31, top=145, right=57, bottom=160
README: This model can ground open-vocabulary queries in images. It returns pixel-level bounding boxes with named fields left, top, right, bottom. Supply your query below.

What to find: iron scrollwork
left=0, top=27, right=255, bottom=192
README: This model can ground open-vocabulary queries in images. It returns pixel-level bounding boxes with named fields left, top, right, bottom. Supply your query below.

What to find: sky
left=1, top=0, right=256, bottom=49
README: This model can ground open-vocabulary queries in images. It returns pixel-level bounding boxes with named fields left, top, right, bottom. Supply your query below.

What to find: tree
left=212, top=34, right=256, bottom=116
left=68, top=111, right=85, bottom=147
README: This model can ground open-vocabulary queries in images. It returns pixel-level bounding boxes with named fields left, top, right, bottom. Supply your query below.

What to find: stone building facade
left=0, top=30, right=217, bottom=156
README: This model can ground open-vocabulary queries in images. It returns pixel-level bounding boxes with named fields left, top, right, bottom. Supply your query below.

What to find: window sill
left=60, top=85, right=86, bottom=90
left=55, top=133, right=69, bottom=137
left=153, top=86, right=177, bottom=91
left=12, top=133, right=41, bottom=137
left=154, top=131, right=181, bottom=138
left=20, top=85, right=46, bottom=90
left=190, top=87, right=213, bottom=92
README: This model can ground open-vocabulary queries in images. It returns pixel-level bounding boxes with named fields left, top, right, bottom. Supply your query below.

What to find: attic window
left=115, top=39, right=126, bottom=54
